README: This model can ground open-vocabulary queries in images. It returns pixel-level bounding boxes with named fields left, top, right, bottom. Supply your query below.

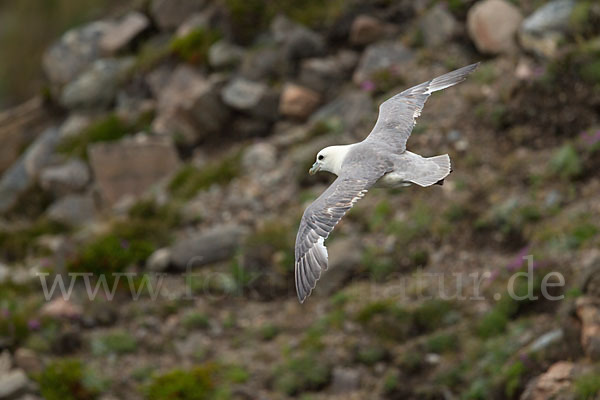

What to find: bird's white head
left=309, top=145, right=353, bottom=176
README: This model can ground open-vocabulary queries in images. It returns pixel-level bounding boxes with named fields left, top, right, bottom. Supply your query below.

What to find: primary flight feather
left=294, top=63, right=479, bottom=303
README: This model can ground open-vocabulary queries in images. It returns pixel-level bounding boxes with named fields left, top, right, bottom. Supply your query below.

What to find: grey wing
left=294, top=163, right=387, bottom=303
left=365, top=63, right=479, bottom=153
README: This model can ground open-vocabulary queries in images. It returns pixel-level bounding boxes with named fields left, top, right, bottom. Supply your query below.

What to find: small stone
left=46, top=194, right=97, bottom=227
left=242, top=142, right=277, bottom=175
left=0, top=127, right=59, bottom=214
left=576, top=296, right=600, bottom=360
left=60, top=57, right=135, bottom=110
left=0, top=264, right=8, bottom=284
left=0, top=369, right=29, bottom=399
left=175, top=13, right=210, bottom=38
left=279, top=84, right=321, bottom=120
left=39, top=159, right=90, bottom=195
left=349, top=15, right=388, bottom=46
left=13, top=349, right=41, bottom=375
left=271, top=15, right=325, bottom=63
left=352, top=41, right=413, bottom=85
left=520, top=361, right=576, bottom=400
left=208, top=40, right=244, bottom=69
left=150, top=0, right=207, bottom=30
left=521, top=0, right=574, bottom=35
left=40, top=298, right=83, bottom=320
left=147, top=248, right=172, bottom=272
left=467, top=0, right=524, bottom=54
left=174, top=332, right=209, bottom=358
left=169, top=225, right=248, bottom=270
left=88, top=135, right=180, bottom=206
left=58, top=114, right=93, bottom=141
left=310, top=90, right=374, bottom=133
left=330, top=367, right=360, bottom=394
left=43, top=21, right=115, bottom=88
left=0, top=351, right=11, bottom=375
left=420, top=4, right=459, bottom=47
left=221, top=78, right=279, bottom=120
left=152, top=65, right=229, bottom=143
left=299, top=51, right=358, bottom=95
left=319, top=237, right=363, bottom=295
left=0, top=98, right=50, bottom=174
left=100, top=12, right=149, bottom=55
left=519, top=31, right=563, bottom=58
left=528, top=329, right=564, bottom=352
left=239, top=46, right=280, bottom=81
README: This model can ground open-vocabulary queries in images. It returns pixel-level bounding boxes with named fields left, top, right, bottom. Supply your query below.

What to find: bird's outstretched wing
left=294, top=162, right=387, bottom=303
left=365, top=63, right=479, bottom=153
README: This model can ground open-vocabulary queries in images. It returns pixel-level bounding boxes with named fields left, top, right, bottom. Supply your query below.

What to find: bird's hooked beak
left=309, top=161, right=321, bottom=175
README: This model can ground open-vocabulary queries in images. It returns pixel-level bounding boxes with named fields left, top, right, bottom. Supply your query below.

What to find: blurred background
left=0, top=0, right=599, bottom=399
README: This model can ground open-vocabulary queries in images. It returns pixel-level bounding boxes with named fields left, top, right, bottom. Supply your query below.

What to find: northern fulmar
left=294, top=63, right=479, bottom=303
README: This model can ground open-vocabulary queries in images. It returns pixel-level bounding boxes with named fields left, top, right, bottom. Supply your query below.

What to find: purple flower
left=27, top=319, right=41, bottom=331
left=0, top=308, right=9, bottom=319
left=579, top=129, right=600, bottom=146
left=488, top=269, right=500, bottom=282
left=360, top=80, right=376, bottom=92
left=507, top=246, right=530, bottom=271
left=120, top=239, right=130, bottom=250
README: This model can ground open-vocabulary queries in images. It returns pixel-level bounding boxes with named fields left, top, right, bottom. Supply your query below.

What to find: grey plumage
left=295, top=63, right=479, bottom=303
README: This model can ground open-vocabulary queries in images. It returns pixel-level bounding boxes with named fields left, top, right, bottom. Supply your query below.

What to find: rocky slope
left=0, top=0, right=600, bottom=399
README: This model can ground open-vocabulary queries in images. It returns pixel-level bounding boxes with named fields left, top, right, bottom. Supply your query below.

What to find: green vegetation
left=145, top=363, right=249, bottom=399
left=476, top=198, right=541, bottom=238
left=362, top=247, right=395, bottom=282
left=37, top=359, right=102, bottom=400
left=224, top=0, right=345, bottom=43
left=371, top=68, right=405, bottom=95
left=240, top=219, right=296, bottom=289
left=182, top=312, right=210, bottom=330
left=67, top=225, right=155, bottom=277
left=145, top=365, right=218, bottom=400
left=356, top=345, right=388, bottom=365
left=170, top=27, right=221, bottom=64
left=549, top=144, right=582, bottom=180
left=128, top=199, right=180, bottom=230
left=67, top=211, right=172, bottom=277
left=574, top=370, right=600, bottom=400
left=472, top=63, right=497, bottom=85
left=0, top=286, right=40, bottom=347
left=91, top=330, right=137, bottom=356
left=134, top=36, right=172, bottom=73
left=426, top=332, right=459, bottom=353
left=259, top=323, right=280, bottom=341
left=356, top=301, right=412, bottom=341
left=273, top=353, right=332, bottom=395
left=0, top=218, right=68, bottom=262
left=503, top=361, right=526, bottom=398
left=567, top=219, right=598, bottom=249
left=57, top=114, right=130, bottom=158
left=412, top=299, right=456, bottom=334
left=476, top=274, right=546, bottom=338
left=355, top=299, right=458, bottom=342
left=169, top=154, right=241, bottom=199
left=386, top=202, right=433, bottom=244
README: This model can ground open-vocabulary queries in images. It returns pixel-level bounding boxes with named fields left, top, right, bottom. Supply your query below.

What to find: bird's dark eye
left=318, top=155, right=324, bottom=160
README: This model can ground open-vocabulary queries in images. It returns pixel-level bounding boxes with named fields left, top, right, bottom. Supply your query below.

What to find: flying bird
left=294, top=63, right=479, bottom=303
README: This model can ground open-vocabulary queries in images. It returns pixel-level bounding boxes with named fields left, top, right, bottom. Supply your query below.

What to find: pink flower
left=580, top=129, right=600, bottom=146
left=360, top=80, right=376, bottom=92
left=27, top=319, right=41, bottom=331
left=507, top=246, right=530, bottom=271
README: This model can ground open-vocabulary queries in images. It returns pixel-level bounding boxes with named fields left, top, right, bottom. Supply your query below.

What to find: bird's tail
left=408, top=154, right=452, bottom=187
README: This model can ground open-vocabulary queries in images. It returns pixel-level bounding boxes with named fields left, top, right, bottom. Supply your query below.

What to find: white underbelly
left=376, top=171, right=412, bottom=188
